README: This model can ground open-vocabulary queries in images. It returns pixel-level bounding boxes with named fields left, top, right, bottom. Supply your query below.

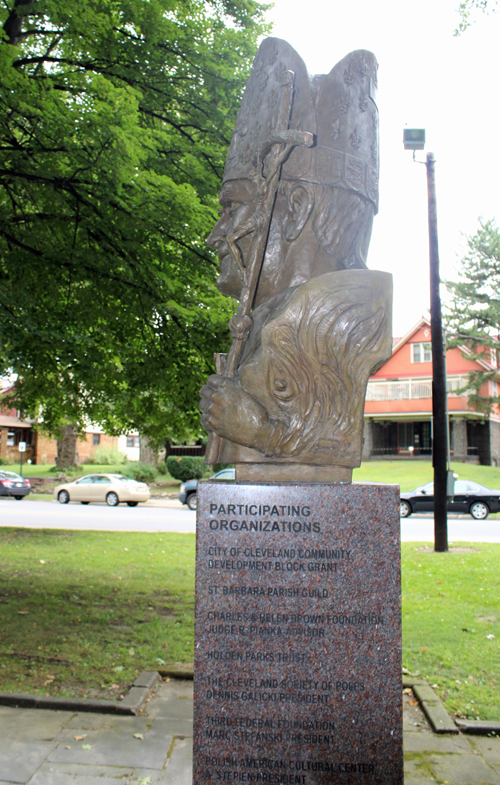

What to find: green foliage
left=156, top=462, right=168, bottom=475
left=455, top=0, right=495, bottom=34
left=211, top=462, right=235, bottom=475
left=445, top=219, right=500, bottom=414
left=0, top=0, right=269, bottom=445
left=48, top=464, right=79, bottom=475
left=124, top=462, right=156, bottom=483
left=166, top=455, right=204, bottom=481
left=0, top=457, right=8, bottom=466
left=90, top=446, right=127, bottom=465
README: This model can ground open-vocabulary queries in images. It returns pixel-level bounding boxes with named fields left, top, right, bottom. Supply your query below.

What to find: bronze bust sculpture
left=200, top=38, right=392, bottom=482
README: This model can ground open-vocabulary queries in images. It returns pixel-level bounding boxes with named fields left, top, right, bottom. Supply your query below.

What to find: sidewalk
left=1, top=678, right=499, bottom=784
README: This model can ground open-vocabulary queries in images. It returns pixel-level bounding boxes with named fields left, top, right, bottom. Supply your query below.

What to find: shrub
left=124, top=462, right=156, bottom=483
left=156, top=462, right=168, bottom=475
left=166, top=456, right=205, bottom=482
left=211, top=463, right=234, bottom=475
left=0, top=457, right=8, bottom=466
left=91, top=446, right=127, bottom=465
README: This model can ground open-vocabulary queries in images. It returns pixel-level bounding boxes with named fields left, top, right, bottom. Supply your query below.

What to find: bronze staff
left=205, top=69, right=314, bottom=464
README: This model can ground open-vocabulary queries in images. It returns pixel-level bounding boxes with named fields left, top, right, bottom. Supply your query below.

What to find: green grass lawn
left=402, top=542, right=500, bottom=722
left=1, top=462, right=180, bottom=482
left=0, top=529, right=194, bottom=700
left=354, top=460, right=500, bottom=491
left=0, top=528, right=498, bottom=721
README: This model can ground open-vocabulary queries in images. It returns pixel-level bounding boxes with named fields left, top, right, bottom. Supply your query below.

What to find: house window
left=126, top=435, right=139, bottom=448
left=412, top=342, right=432, bottom=363
left=92, top=433, right=101, bottom=446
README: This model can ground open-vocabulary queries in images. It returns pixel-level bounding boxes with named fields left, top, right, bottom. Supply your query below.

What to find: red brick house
left=0, top=407, right=36, bottom=464
left=362, top=317, right=500, bottom=465
left=0, top=385, right=122, bottom=464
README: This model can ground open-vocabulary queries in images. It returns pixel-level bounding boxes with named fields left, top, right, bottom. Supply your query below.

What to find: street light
left=403, top=128, right=425, bottom=151
left=403, top=129, right=451, bottom=553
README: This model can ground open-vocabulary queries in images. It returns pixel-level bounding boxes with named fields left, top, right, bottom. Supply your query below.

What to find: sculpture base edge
left=236, top=463, right=352, bottom=483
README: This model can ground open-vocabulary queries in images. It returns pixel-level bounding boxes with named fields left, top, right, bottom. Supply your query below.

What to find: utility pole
left=403, top=131, right=449, bottom=552
left=426, top=153, right=448, bottom=552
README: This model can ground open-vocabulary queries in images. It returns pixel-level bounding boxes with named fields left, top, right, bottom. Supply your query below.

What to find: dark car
left=179, top=468, right=235, bottom=510
left=400, top=479, right=500, bottom=520
left=0, top=470, right=31, bottom=500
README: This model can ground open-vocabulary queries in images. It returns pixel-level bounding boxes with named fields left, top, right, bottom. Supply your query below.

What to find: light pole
left=403, top=129, right=450, bottom=552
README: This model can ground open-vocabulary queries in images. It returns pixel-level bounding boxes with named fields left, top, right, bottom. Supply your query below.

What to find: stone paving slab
left=0, top=680, right=500, bottom=784
left=29, top=762, right=163, bottom=785
left=0, top=739, right=58, bottom=784
left=428, top=752, right=500, bottom=785
left=0, top=707, right=75, bottom=740
left=47, top=726, right=172, bottom=769
left=404, top=730, right=472, bottom=753
left=160, top=738, right=192, bottom=785
left=470, top=737, right=500, bottom=766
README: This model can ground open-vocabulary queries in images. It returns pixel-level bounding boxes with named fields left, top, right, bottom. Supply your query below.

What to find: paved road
left=1, top=498, right=499, bottom=541
left=0, top=498, right=196, bottom=533
left=400, top=515, right=500, bottom=543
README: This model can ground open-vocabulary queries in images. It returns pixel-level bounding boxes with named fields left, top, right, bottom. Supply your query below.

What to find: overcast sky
left=265, top=0, right=500, bottom=336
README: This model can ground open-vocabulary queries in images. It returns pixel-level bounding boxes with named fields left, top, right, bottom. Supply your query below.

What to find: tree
left=0, top=0, right=269, bottom=460
left=455, top=0, right=497, bottom=34
left=445, top=219, right=500, bottom=413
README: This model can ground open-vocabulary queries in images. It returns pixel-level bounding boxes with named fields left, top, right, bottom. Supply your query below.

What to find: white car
left=54, top=473, right=150, bottom=507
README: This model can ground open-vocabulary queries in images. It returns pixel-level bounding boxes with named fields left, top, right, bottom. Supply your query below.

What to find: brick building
left=0, top=390, right=141, bottom=466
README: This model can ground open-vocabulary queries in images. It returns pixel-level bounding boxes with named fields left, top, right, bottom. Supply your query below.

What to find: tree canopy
left=0, top=0, right=269, bottom=446
left=455, top=0, right=497, bottom=34
left=445, top=219, right=500, bottom=413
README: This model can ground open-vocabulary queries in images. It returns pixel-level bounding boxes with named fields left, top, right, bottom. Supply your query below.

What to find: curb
left=159, top=667, right=194, bottom=681
left=455, top=718, right=500, bottom=735
left=404, top=675, right=498, bottom=736
left=0, top=670, right=160, bottom=715
left=404, top=676, right=458, bottom=734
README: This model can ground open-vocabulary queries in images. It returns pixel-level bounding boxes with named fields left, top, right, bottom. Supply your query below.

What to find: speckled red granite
left=193, top=482, right=403, bottom=784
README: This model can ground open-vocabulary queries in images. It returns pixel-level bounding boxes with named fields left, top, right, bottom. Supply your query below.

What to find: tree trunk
left=56, top=424, right=79, bottom=468
left=139, top=436, right=157, bottom=467
left=3, top=0, right=35, bottom=45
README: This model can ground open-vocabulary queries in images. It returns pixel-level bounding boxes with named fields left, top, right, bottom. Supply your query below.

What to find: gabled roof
left=391, top=315, right=431, bottom=356
left=391, top=315, right=500, bottom=375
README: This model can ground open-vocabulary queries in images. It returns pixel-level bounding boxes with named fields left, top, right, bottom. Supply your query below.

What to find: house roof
left=390, top=315, right=500, bottom=376
left=0, top=415, right=33, bottom=429
left=391, top=315, right=431, bottom=356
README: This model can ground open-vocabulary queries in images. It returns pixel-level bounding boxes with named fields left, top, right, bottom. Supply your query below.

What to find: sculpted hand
left=200, top=375, right=274, bottom=453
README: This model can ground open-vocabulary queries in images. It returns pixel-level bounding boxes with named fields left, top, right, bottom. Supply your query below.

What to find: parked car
left=400, top=479, right=500, bottom=520
left=54, top=474, right=150, bottom=506
left=0, top=471, right=31, bottom=500
left=179, top=468, right=236, bottom=510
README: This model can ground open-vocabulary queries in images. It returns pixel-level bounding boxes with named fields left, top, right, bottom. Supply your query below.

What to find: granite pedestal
left=193, top=481, right=403, bottom=784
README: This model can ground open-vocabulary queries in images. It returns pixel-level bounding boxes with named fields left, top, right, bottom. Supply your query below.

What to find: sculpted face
left=207, top=177, right=320, bottom=307
left=207, top=179, right=258, bottom=301
left=208, top=177, right=372, bottom=308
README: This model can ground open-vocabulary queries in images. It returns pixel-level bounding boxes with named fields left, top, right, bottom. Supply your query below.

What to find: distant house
left=0, top=408, right=36, bottom=464
left=0, top=389, right=140, bottom=465
left=362, top=316, right=500, bottom=466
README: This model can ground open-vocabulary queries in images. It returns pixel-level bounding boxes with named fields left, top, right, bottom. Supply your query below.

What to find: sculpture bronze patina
left=200, top=37, right=392, bottom=482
